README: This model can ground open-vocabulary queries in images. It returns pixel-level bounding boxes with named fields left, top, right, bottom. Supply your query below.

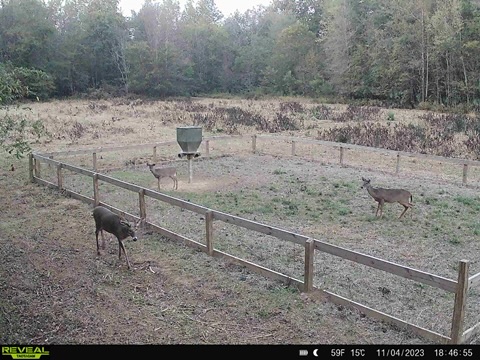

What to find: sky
left=119, top=0, right=272, bottom=17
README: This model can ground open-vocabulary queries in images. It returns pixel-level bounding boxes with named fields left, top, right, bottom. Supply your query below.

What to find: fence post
left=303, top=238, right=314, bottom=293
left=57, top=164, right=63, bottom=190
left=153, top=146, right=157, bottom=162
left=396, top=153, right=401, bottom=175
left=291, top=140, right=296, bottom=156
left=252, top=135, right=257, bottom=154
left=462, top=164, right=468, bottom=185
left=34, top=158, right=40, bottom=178
left=205, top=211, right=214, bottom=256
left=28, top=153, right=34, bottom=183
left=450, top=260, right=469, bottom=344
left=339, top=146, right=344, bottom=166
left=205, top=140, right=210, bottom=157
left=138, top=189, right=146, bottom=227
left=93, top=173, right=100, bottom=206
left=92, top=152, right=97, bottom=172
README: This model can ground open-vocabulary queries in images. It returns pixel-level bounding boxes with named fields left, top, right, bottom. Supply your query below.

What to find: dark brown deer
left=361, top=177, right=413, bottom=219
left=92, top=206, right=139, bottom=269
left=147, top=162, right=178, bottom=190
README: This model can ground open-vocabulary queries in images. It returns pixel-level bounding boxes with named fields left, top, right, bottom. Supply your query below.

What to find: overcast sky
left=119, top=0, right=272, bottom=17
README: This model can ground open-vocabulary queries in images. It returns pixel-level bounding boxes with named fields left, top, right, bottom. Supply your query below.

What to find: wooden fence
left=30, top=135, right=480, bottom=344
left=253, top=135, right=480, bottom=186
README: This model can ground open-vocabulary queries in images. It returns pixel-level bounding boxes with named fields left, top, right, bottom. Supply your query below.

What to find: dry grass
left=1, top=97, right=480, bottom=345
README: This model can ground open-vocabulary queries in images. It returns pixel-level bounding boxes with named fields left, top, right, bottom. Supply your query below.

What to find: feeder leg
left=188, top=157, right=193, bottom=183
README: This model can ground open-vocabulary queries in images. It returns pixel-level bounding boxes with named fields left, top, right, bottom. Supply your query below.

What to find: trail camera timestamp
left=434, top=348, right=473, bottom=357
left=311, top=345, right=478, bottom=358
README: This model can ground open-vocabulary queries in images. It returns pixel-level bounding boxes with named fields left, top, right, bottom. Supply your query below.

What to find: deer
left=147, top=162, right=178, bottom=190
left=361, top=177, right=413, bottom=219
left=92, top=206, right=139, bottom=269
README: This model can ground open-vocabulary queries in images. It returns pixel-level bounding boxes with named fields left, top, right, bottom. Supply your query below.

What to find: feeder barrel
left=177, top=126, right=202, bottom=154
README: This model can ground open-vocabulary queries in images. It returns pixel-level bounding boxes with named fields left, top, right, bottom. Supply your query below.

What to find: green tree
left=46, top=0, right=90, bottom=95
left=179, top=0, right=228, bottom=93
left=0, top=63, right=47, bottom=158
left=223, top=7, right=273, bottom=93
left=0, top=0, right=55, bottom=70
left=127, top=0, right=189, bottom=96
left=429, top=0, right=464, bottom=105
left=268, top=21, right=321, bottom=95
left=460, top=0, right=480, bottom=104
left=81, top=0, right=129, bottom=91
left=273, top=0, right=326, bottom=36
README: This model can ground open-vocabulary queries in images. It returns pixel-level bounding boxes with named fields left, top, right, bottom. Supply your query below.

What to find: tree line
left=1, top=0, right=480, bottom=109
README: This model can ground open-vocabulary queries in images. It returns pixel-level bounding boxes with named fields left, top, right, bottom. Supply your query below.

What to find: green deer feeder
left=177, top=126, right=202, bottom=183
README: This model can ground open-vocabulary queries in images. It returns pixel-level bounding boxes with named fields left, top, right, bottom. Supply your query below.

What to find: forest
left=1, top=0, right=480, bottom=109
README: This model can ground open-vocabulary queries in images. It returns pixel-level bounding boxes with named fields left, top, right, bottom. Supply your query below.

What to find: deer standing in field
left=361, top=177, right=413, bottom=219
left=92, top=206, right=139, bottom=269
left=147, top=162, right=178, bottom=190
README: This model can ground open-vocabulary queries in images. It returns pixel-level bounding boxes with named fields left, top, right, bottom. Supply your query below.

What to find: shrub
left=12, top=67, right=55, bottom=100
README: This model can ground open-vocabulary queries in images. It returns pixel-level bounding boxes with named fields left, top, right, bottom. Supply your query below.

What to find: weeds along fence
left=253, top=135, right=480, bottom=187
left=30, top=135, right=480, bottom=344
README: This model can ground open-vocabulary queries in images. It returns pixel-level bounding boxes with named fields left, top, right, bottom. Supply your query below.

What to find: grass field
left=1, top=97, right=479, bottom=344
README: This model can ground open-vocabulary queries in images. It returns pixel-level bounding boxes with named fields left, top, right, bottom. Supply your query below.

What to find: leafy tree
left=81, top=0, right=129, bottom=91
left=223, top=7, right=273, bottom=93
left=0, top=63, right=47, bottom=158
left=45, top=0, right=91, bottom=95
left=268, top=21, right=322, bottom=95
left=273, top=0, right=326, bottom=36
left=429, top=0, right=464, bottom=105
left=179, top=0, right=228, bottom=93
left=127, top=0, right=189, bottom=96
left=0, top=0, right=55, bottom=70
left=460, top=0, right=480, bottom=104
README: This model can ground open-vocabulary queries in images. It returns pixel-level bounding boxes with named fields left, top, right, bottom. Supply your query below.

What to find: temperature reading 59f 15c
left=330, top=349, right=366, bottom=357
left=351, top=349, right=366, bottom=356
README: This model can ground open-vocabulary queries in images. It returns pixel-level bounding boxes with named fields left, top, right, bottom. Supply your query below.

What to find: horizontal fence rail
left=254, top=134, right=480, bottom=186
left=29, top=134, right=480, bottom=344
left=212, top=210, right=309, bottom=246
left=38, top=133, right=480, bottom=186
left=468, top=272, right=480, bottom=290
left=314, top=240, right=458, bottom=293
left=255, top=134, right=480, bottom=167
left=40, top=135, right=247, bottom=157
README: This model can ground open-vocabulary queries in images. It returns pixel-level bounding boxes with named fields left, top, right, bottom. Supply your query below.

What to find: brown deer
left=361, top=177, right=413, bottom=219
left=92, top=206, right=139, bottom=269
left=147, top=162, right=178, bottom=190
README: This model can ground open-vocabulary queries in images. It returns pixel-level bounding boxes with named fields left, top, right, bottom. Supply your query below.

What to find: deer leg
left=375, top=202, right=381, bottom=217
left=157, top=178, right=161, bottom=191
left=95, top=230, right=101, bottom=255
left=399, top=205, right=409, bottom=219
left=118, top=240, right=131, bottom=269
left=101, top=230, right=106, bottom=250
left=379, top=200, right=385, bottom=218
